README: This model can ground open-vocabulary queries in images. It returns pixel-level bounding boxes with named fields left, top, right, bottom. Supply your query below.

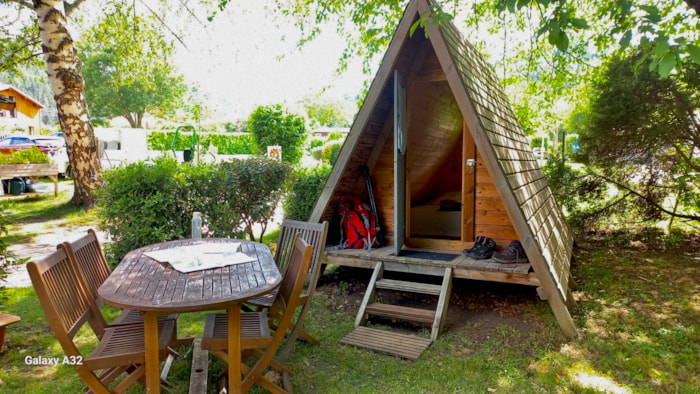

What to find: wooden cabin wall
left=474, top=151, right=518, bottom=247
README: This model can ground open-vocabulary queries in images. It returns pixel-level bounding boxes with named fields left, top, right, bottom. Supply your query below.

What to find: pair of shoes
left=493, top=240, right=528, bottom=264
left=463, top=236, right=496, bottom=260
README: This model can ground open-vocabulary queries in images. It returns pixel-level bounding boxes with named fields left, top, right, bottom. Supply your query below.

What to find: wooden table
left=98, top=238, right=282, bottom=394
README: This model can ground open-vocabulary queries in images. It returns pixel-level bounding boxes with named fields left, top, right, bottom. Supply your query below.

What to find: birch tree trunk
left=34, top=0, right=103, bottom=208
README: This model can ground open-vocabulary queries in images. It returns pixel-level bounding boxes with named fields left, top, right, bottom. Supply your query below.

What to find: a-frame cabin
left=310, top=0, right=577, bottom=358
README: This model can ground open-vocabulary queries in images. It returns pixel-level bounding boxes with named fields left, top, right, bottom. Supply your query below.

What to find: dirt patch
left=316, top=266, right=542, bottom=341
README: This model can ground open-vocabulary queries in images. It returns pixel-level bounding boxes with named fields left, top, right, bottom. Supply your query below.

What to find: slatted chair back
left=29, top=248, right=176, bottom=393
left=244, top=234, right=313, bottom=393
left=201, top=234, right=314, bottom=393
left=59, top=229, right=111, bottom=306
left=274, top=220, right=328, bottom=299
left=269, top=234, right=314, bottom=323
left=27, top=249, right=114, bottom=391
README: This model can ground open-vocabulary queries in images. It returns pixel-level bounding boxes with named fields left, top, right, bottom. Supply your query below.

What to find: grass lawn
left=1, top=191, right=699, bottom=393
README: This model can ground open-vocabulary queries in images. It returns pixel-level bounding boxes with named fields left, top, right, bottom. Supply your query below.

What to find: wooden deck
left=323, top=246, right=540, bottom=286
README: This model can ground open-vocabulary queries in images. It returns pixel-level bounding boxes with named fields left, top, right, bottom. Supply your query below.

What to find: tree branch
left=136, top=0, right=187, bottom=49
left=591, top=171, right=700, bottom=221
left=63, top=0, right=89, bottom=18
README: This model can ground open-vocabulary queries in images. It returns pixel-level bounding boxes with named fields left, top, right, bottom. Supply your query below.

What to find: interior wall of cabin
left=322, top=23, right=517, bottom=250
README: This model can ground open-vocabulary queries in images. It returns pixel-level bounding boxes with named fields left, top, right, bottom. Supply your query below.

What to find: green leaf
left=653, top=37, right=670, bottom=57
left=556, top=32, right=569, bottom=52
left=619, top=30, right=632, bottom=49
left=657, top=52, right=676, bottom=77
left=569, top=18, right=589, bottom=30
left=640, top=5, right=661, bottom=23
left=409, top=19, right=421, bottom=37
left=687, top=45, right=700, bottom=65
left=620, top=0, right=632, bottom=17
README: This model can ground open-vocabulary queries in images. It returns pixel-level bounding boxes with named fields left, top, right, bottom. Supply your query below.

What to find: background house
left=0, top=84, right=44, bottom=135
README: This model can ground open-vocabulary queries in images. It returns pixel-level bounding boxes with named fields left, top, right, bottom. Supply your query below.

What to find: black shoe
left=464, top=237, right=496, bottom=260
left=493, top=240, right=528, bottom=264
left=462, top=236, right=485, bottom=254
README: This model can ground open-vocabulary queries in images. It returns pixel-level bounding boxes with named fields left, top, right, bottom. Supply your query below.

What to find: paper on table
left=143, top=242, right=257, bottom=273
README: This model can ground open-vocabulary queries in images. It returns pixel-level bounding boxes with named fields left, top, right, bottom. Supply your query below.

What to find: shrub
left=248, top=104, right=307, bottom=165
left=311, top=140, right=343, bottom=164
left=218, top=157, right=290, bottom=241
left=0, top=147, right=50, bottom=164
left=147, top=132, right=256, bottom=155
left=97, top=157, right=288, bottom=262
left=326, top=132, right=344, bottom=141
left=97, top=158, right=194, bottom=262
left=307, top=139, right=324, bottom=153
left=322, top=141, right=343, bottom=165
left=206, top=134, right=257, bottom=155
left=283, top=165, right=332, bottom=221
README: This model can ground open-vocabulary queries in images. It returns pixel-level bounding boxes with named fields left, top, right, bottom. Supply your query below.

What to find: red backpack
left=337, top=196, right=379, bottom=250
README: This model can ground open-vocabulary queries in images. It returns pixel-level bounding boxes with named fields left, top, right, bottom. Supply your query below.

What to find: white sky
left=171, top=2, right=369, bottom=122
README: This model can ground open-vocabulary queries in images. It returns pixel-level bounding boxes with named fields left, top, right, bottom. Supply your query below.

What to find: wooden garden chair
left=201, top=234, right=313, bottom=393
left=59, top=229, right=179, bottom=342
left=246, top=219, right=328, bottom=360
left=27, top=248, right=176, bottom=393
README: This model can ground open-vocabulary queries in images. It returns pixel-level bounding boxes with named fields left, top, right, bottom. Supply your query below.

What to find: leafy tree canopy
left=0, top=4, right=42, bottom=74
left=300, top=96, right=351, bottom=128
left=572, top=50, right=700, bottom=223
left=248, top=104, right=307, bottom=165
left=78, top=4, right=188, bottom=128
left=256, top=0, right=699, bottom=137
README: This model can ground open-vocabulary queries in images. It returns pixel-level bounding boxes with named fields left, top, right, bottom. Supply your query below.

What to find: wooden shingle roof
left=424, top=1, right=575, bottom=335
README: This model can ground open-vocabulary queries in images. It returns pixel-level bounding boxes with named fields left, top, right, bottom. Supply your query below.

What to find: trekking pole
left=360, top=165, right=383, bottom=245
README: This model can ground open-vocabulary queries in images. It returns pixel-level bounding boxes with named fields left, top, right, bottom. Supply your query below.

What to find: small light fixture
left=466, top=159, right=476, bottom=168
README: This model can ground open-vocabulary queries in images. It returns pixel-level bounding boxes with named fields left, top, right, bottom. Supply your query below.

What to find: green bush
left=0, top=147, right=50, bottom=164
left=147, top=132, right=256, bottom=155
left=311, top=140, right=343, bottom=164
left=218, top=157, right=290, bottom=241
left=97, top=157, right=288, bottom=262
left=206, top=134, right=257, bottom=155
left=283, top=165, right=332, bottom=221
left=248, top=104, right=307, bottom=165
left=326, top=132, right=344, bottom=141
left=97, top=158, right=193, bottom=262
left=307, top=138, right=324, bottom=153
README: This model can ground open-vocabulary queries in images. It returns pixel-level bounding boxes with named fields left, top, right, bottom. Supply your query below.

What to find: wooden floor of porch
left=323, top=246, right=540, bottom=287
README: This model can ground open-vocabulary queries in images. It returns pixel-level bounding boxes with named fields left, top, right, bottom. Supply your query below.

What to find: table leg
left=144, top=312, right=161, bottom=393
left=227, top=303, right=242, bottom=394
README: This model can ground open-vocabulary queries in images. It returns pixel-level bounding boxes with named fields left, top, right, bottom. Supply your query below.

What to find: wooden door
left=394, top=70, right=407, bottom=255
left=461, top=122, right=476, bottom=241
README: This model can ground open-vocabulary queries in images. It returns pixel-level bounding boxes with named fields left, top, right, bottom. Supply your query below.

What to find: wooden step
left=375, top=279, right=442, bottom=295
left=341, top=326, right=432, bottom=360
left=365, top=303, right=435, bottom=324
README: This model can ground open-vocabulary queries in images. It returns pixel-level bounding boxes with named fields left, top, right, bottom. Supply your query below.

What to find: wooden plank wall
left=474, top=153, right=517, bottom=246
left=437, top=18, right=573, bottom=298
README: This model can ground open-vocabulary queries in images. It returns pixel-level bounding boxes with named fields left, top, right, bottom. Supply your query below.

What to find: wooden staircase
left=340, top=262, right=453, bottom=360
